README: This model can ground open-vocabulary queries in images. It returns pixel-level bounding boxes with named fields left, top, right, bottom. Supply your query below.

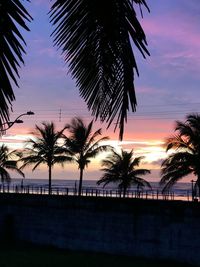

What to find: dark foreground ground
left=0, top=244, right=195, bottom=267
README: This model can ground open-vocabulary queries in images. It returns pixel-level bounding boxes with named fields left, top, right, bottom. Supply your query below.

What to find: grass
left=0, top=244, right=194, bottom=267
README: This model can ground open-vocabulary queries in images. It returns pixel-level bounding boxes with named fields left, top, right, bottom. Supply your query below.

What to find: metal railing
left=0, top=184, right=194, bottom=201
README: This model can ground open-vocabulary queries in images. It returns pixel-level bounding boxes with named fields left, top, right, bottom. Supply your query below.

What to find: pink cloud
left=141, top=10, right=200, bottom=75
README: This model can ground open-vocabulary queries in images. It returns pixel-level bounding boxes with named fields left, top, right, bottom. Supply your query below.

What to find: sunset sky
left=1, top=0, right=200, bottom=183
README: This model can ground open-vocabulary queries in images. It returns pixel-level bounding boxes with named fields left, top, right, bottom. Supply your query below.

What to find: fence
left=0, top=184, right=194, bottom=201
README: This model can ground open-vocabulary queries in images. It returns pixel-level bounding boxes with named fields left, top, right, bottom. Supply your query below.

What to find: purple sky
left=1, top=0, right=200, bottom=182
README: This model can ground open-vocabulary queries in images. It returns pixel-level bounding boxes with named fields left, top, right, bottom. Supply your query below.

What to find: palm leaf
left=50, top=0, right=149, bottom=139
left=0, top=144, right=24, bottom=181
left=161, top=168, right=192, bottom=193
left=0, top=0, right=32, bottom=126
left=0, top=167, right=11, bottom=183
left=133, top=176, right=151, bottom=188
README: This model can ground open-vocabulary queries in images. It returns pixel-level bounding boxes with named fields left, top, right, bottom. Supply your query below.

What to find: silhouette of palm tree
left=160, top=113, right=200, bottom=195
left=0, top=1, right=149, bottom=140
left=97, top=149, right=151, bottom=197
left=65, top=117, right=111, bottom=196
left=0, top=144, right=24, bottom=184
left=0, top=1, right=32, bottom=126
left=20, top=122, right=71, bottom=194
left=50, top=0, right=150, bottom=139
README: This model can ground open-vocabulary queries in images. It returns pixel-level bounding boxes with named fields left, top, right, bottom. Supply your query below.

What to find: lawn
left=0, top=245, right=194, bottom=267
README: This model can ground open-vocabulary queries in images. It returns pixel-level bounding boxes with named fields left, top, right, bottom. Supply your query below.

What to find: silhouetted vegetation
left=0, top=144, right=24, bottom=184
left=0, top=1, right=32, bottom=128
left=64, top=117, right=111, bottom=195
left=97, top=148, right=151, bottom=197
left=0, top=0, right=149, bottom=139
left=20, top=122, right=71, bottom=194
left=160, top=113, right=200, bottom=195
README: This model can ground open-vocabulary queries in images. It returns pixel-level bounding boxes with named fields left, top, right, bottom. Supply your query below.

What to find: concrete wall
left=0, top=194, right=199, bottom=265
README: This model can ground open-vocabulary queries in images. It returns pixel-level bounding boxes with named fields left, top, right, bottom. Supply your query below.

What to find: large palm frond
left=165, top=134, right=194, bottom=153
left=0, top=0, right=32, bottom=126
left=20, top=153, right=46, bottom=171
left=50, top=0, right=150, bottom=139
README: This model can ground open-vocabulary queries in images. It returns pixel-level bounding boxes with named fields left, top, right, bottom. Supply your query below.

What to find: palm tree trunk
left=78, top=168, right=84, bottom=196
left=48, top=164, right=52, bottom=195
left=123, top=187, right=127, bottom=198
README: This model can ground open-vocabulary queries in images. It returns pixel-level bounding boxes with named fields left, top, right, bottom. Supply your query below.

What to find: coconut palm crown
left=97, top=149, right=151, bottom=197
left=0, top=144, right=24, bottom=184
left=20, top=122, right=71, bottom=194
left=160, top=113, right=200, bottom=194
left=64, top=117, right=111, bottom=195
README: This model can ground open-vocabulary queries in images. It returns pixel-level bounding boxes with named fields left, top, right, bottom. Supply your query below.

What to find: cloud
left=141, top=8, right=200, bottom=77
left=150, top=159, right=164, bottom=167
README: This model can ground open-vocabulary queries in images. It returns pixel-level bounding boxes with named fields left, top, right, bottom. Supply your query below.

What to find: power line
left=59, top=108, right=62, bottom=122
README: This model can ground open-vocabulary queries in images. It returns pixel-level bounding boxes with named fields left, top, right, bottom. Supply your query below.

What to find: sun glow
left=0, top=132, right=168, bottom=180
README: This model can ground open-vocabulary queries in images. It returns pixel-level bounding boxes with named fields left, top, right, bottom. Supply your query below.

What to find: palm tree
left=160, top=113, right=200, bottom=195
left=1, top=1, right=149, bottom=140
left=0, top=144, right=24, bottom=184
left=0, top=1, right=32, bottom=128
left=20, top=122, right=71, bottom=194
left=97, top=149, right=151, bottom=197
left=50, top=0, right=150, bottom=139
left=64, top=117, right=111, bottom=196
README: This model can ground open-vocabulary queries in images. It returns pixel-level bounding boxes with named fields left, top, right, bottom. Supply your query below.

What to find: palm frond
left=160, top=152, right=194, bottom=192
left=165, top=134, right=193, bottom=152
left=4, top=163, right=25, bottom=177
left=161, top=168, right=192, bottom=193
left=19, top=155, right=45, bottom=170
left=97, top=172, right=119, bottom=187
left=50, top=0, right=149, bottom=139
left=132, top=168, right=151, bottom=176
left=85, top=139, right=111, bottom=157
left=133, top=176, right=151, bottom=188
left=0, top=167, right=11, bottom=183
left=0, top=144, right=24, bottom=180
left=0, top=0, right=32, bottom=125
left=131, top=156, right=144, bottom=167
left=53, top=155, right=73, bottom=166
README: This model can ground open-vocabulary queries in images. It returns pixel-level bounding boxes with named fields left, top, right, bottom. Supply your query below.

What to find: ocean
left=0, top=178, right=194, bottom=201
